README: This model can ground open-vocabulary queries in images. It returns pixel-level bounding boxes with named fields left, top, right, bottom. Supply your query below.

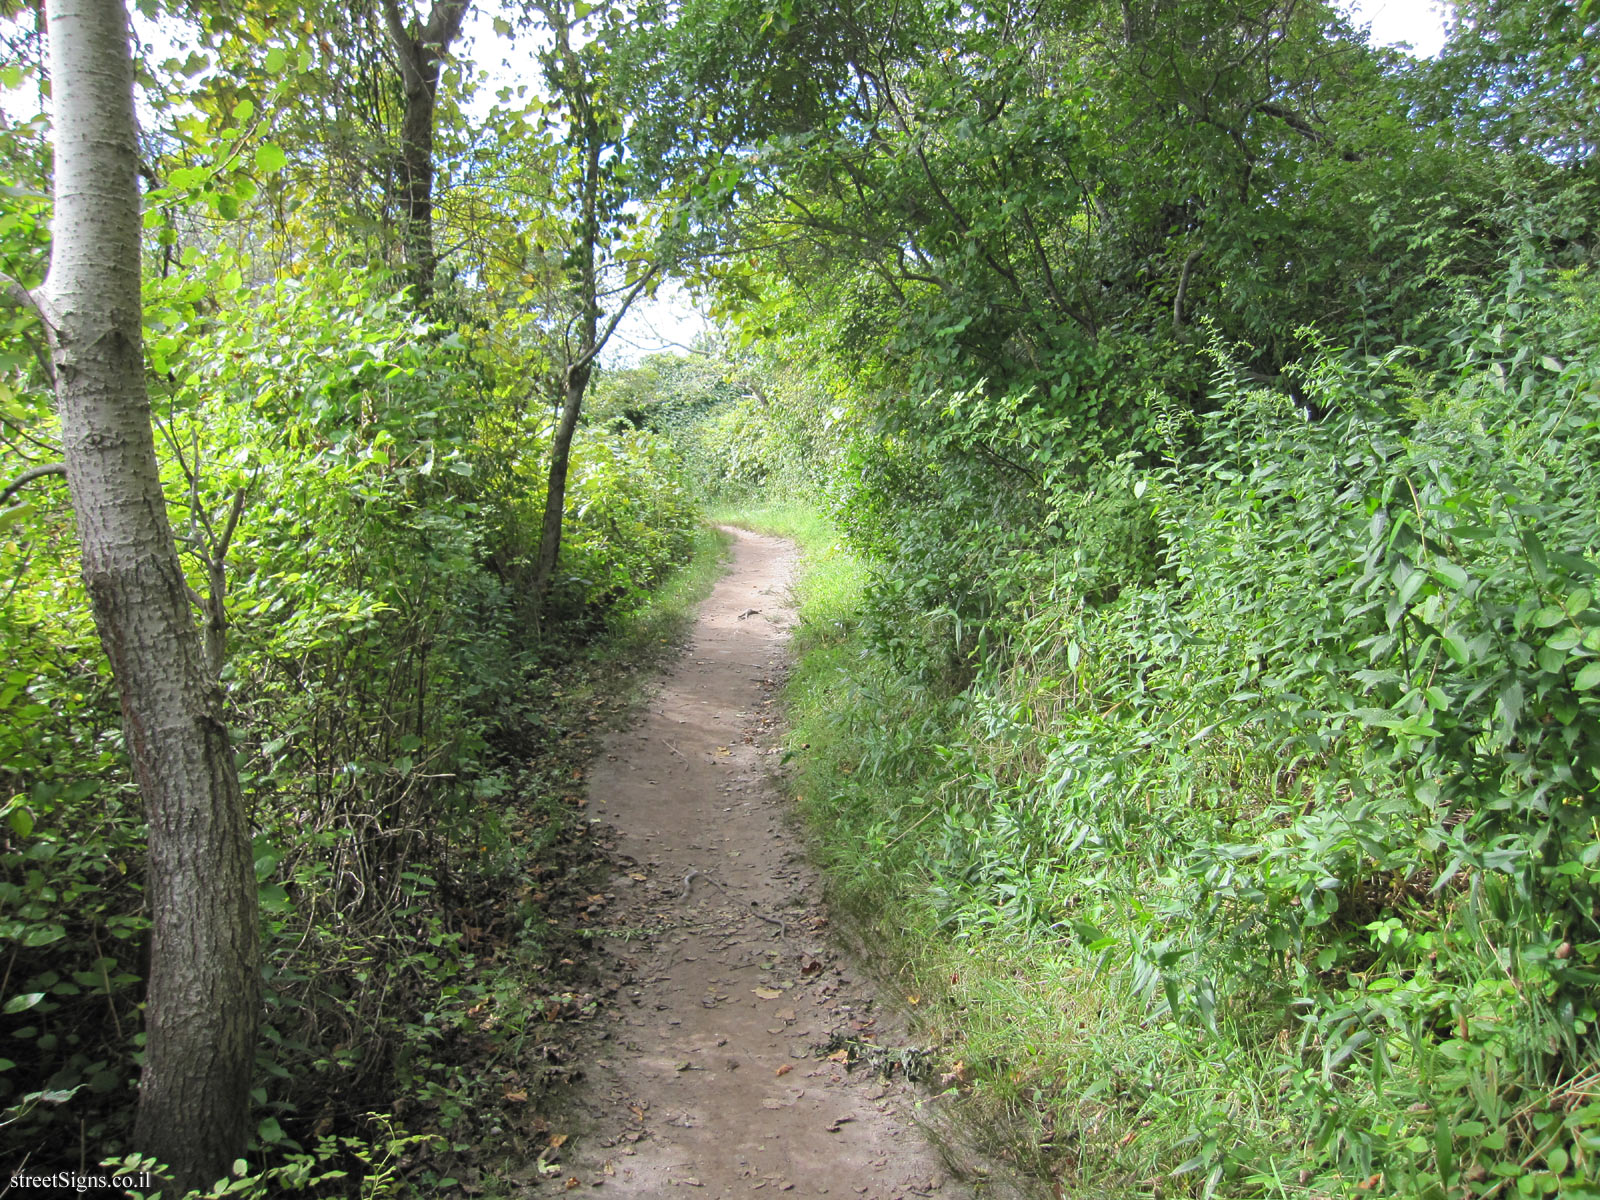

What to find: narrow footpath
left=558, top=528, right=974, bottom=1198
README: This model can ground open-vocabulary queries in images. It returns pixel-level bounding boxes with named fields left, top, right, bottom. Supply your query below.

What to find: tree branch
left=0, top=462, right=67, bottom=508
left=1, top=273, right=47, bottom=327
left=1174, top=245, right=1203, bottom=331
left=378, top=0, right=426, bottom=92
left=571, top=263, right=661, bottom=375
left=1254, top=102, right=1363, bottom=161
left=422, top=0, right=471, bottom=54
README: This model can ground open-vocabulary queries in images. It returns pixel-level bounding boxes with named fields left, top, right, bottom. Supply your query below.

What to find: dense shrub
left=765, top=259, right=1600, bottom=1195
left=0, top=263, right=698, bottom=1178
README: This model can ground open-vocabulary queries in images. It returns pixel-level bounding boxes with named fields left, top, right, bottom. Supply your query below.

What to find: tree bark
left=531, top=360, right=592, bottom=612
left=380, top=0, right=471, bottom=304
left=531, top=14, right=601, bottom=619
left=42, top=1, right=259, bottom=1192
left=526, top=3, right=660, bottom=619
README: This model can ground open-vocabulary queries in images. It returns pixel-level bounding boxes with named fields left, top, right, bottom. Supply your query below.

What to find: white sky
left=1342, top=0, right=1452, bottom=58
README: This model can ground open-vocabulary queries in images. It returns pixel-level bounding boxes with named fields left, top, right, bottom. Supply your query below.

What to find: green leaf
left=492, top=15, right=513, bottom=34
left=263, top=48, right=288, bottom=75
left=1574, top=662, right=1600, bottom=691
left=6, top=805, right=31, bottom=838
left=0, top=503, right=33, bottom=534
left=1522, top=528, right=1550, bottom=583
left=2, top=992, right=43, bottom=1014
left=254, top=142, right=288, bottom=176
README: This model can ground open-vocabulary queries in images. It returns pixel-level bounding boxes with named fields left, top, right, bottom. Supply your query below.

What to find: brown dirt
left=550, top=527, right=978, bottom=1198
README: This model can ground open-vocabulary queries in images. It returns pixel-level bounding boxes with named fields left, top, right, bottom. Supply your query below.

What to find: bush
left=777, top=259, right=1600, bottom=1195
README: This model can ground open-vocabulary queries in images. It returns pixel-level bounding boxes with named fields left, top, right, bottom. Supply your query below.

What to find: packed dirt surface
left=555, top=528, right=977, bottom=1198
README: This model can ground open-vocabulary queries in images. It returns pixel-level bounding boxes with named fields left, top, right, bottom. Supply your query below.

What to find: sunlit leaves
left=253, top=142, right=287, bottom=175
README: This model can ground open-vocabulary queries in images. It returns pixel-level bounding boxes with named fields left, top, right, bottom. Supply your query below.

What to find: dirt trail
left=558, top=528, right=970, bottom=1198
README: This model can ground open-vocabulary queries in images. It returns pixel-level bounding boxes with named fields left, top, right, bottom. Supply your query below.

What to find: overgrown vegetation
left=0, top=1, right=710, bottom=1186
left=5, top=0, right=1600, bottom=1193
left=734, top=268, right=1600, bottom=1198
left=680, top=0, right=1600, bottom=1194
left=0, top=248, right=710, bottom=1185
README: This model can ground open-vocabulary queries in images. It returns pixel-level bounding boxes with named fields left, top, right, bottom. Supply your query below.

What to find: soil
left=547, top=528, right=981, bottom=1198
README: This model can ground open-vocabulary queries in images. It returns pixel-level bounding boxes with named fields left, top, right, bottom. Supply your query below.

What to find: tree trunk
left=398, top=73, right=439, bottom=301
left=531, top=361, right=591, bottom=611
left=42, top=1, right=259, bottom=1192
left=379, top=0, right=470, bottom=304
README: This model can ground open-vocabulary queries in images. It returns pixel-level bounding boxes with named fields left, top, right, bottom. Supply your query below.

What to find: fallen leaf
left=504, top=1087, right=528, bottom=1102
left=677, top=1178, right=704, bottom=1188
left=761, top=1098, right=790, bottom=1109
left=774, top=1008, right=796, bottom=1021
left=753, top=987, right=783, bottom=1000
left=827, top=1049, right=849, bottom=1063
left=775, top=1063, right=793, bottom=1077
left=629, top=872, right=648, bottom=882
left=564, top=1179, right=580, bottom=1191
left=716, top=746, right=732, bottom=755
left=800, top=958, right=824, bottom=977
left=825, top=1116, right=856, bottom=1133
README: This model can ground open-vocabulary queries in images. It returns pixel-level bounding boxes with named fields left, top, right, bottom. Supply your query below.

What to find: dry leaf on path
left=753, top=987, right=783, bottom=1000
left=774, top=1063, right=793, bottom=1077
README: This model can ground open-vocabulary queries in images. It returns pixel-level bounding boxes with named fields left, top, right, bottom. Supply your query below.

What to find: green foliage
left=0, top=250, right=701, bottom=1181
left=766, top=259, right=1600, bottom=1196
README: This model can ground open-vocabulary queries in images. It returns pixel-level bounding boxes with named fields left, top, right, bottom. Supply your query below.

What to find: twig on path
left=679, top=868, right=788, bottom=939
